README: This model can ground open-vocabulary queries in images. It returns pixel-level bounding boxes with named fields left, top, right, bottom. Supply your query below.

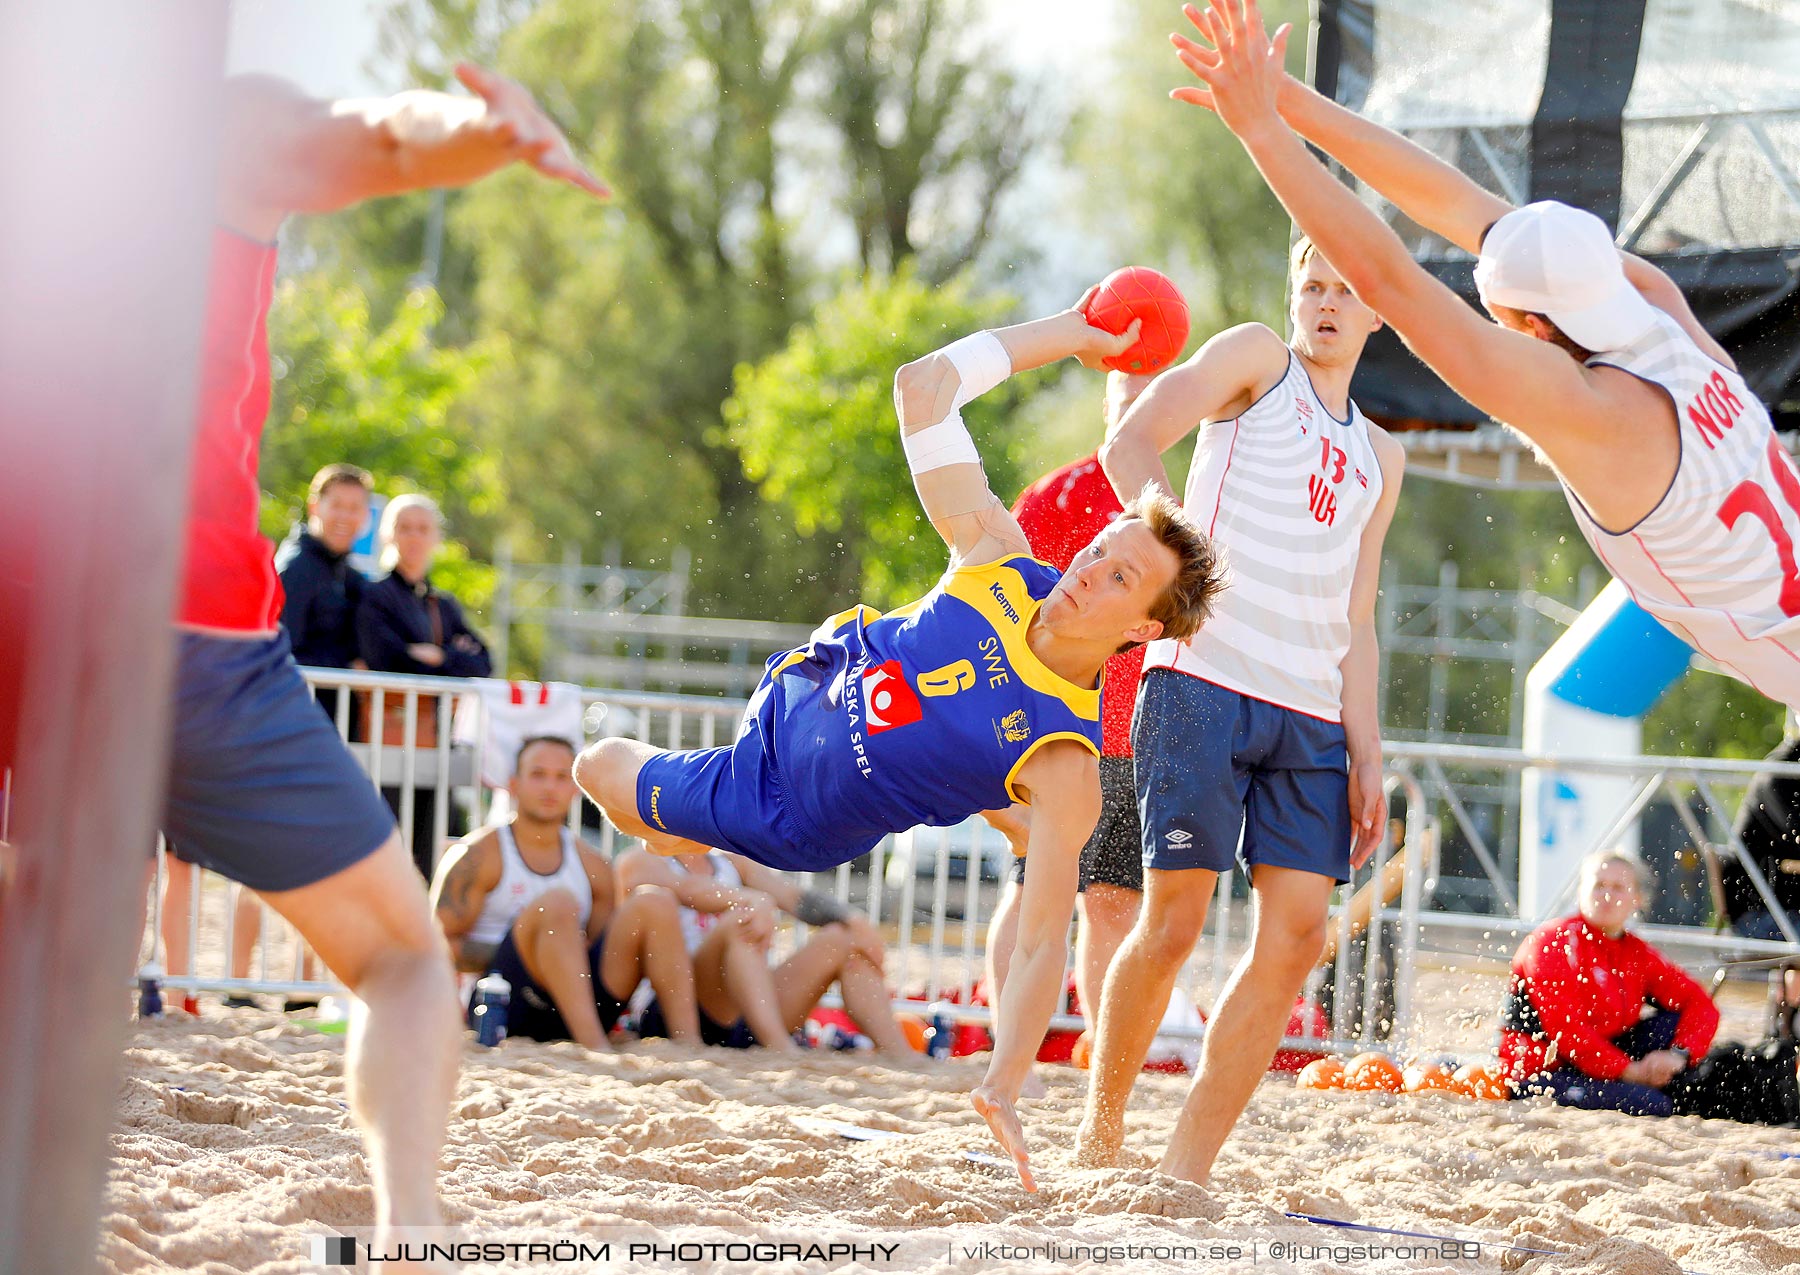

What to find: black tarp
left=1314, top=0, right=1800, bottom=431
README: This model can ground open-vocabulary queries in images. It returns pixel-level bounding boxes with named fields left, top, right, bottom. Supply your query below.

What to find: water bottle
left=926, top=1000, right=954, bottom=1059
left=472, top=973, right=510, bottom=1047
left=137, top=963, right=165, bottom=1019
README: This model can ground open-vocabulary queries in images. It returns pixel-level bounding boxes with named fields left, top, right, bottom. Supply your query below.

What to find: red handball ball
left=1081, top=267, right=1190, bottom=374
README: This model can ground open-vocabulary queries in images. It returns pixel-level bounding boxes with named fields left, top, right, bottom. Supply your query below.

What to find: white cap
left=1473, top=201, right=1659, bottom=353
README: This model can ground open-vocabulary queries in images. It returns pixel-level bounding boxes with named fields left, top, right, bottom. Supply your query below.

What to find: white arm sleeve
left=902, top=414, right=982, bottom=474
left=942, top=331, right=1012, bottom=409
left=901, top=331, right=1012, bottom=476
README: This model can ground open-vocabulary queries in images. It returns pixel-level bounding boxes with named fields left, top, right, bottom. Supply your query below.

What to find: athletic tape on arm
left=943, top=331, right=1011, bottom=409
left=902, top=331, right=1011, bottom=475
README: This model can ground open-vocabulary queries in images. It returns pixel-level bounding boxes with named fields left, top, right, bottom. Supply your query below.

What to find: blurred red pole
left=0, top=5, right=228, bottom=1273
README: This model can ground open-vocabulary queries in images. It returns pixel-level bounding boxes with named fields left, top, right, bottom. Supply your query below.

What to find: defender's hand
left=1168, top=0, right=1292, bottom=142
left=453, top=62, right=610, bottom=198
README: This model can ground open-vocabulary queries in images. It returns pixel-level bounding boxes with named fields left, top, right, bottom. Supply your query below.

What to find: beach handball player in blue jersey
left=576, top=293, right=1225, bottom=1188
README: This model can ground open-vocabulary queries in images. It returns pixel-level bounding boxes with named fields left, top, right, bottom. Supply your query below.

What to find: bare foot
left=971, top=1084, right=1036, bottom=1191
left=1157, top=1148, right=1213, bottom=1187
left=1073, top=1118, right=1123, bottom=1169
left=1019, top=1070, right=1048, bottom=1100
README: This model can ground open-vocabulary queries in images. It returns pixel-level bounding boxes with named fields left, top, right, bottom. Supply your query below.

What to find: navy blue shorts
left=1133, top=670, right=1351, bottom=883
left=163, top=632, right=396, bottom=893
left=469, top=930, right=626, bottom=1042
left=633, top=679, right=871, bottom=873
left=637, top=996, right=757, bottom=1049
left=1011, top=756, right=1144, bottom=893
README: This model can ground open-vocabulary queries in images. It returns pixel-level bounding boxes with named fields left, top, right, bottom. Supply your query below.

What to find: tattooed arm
left=429, top=829, right=505, bottom=974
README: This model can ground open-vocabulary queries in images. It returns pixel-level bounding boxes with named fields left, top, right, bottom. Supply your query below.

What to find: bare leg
left=768, top=924, right=912, bottom=1055
left=508, top=888, right=608, bottom=1050
left=257, top=832, right=457, bottom=1268
left=1159, top=865, right=1333, bottom=1185
left=159, top=853, right=193, bottom=978
left=229, top=883, right=261, bottom=981
left=1074, top=883, right=1140, bottom=1022
left=984, top=879, right=1021, bottom=1002
left=573, top=737, right=715, bottom=857
left=691, top=912, right=797, bottom=1052
left=600, top=889, right=700, bottom=1043
left=1075, top=866, right=1215, bottom=1168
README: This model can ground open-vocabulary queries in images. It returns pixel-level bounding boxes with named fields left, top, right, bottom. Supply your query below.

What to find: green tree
left=822, top=0, right=1040, bottom=281
left=392, top=0, right=1042, bottom=619
left=725, top=270, right=1049, bottom=605
left=257, top=274, right=500, bottom=620
left=1073, top=0, right=1310, bottom=337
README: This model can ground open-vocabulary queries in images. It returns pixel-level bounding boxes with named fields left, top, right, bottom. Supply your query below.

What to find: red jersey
left=1499, top=914, right=1719, bottom=1083
left=177, top=229, right=283, bottom=634
left=1011, top=454, right=1143, bottom=757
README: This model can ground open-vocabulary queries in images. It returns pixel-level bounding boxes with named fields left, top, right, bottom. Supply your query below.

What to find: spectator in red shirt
left=1501, top=849, right=1719, bottom=1116
left=985, top=370, right=1154, bottom=1055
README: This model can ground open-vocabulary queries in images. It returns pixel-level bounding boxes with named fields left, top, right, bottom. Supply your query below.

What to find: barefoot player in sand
left=576, top=296, right=1226, bottom=1188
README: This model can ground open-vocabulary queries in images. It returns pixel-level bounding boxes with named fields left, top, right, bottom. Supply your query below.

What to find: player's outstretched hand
left=971, top=1083, right=1037, bottom=1192
left=454, top=62, right=611, bottom=198
left=1168, top=0, right=1290, bottom=140
left=1069, top=286, right=1143, bottom=372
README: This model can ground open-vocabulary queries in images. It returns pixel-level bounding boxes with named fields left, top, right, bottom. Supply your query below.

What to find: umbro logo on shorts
left=1165, top=828, right=1193, bottom=847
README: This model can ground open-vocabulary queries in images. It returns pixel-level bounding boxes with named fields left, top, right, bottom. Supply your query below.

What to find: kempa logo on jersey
left=988, top=581, right=1021, bottom=624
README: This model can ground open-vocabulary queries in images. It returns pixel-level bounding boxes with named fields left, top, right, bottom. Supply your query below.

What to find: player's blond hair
left=378, top=492, right=444, bottom=572
left=1119, top=484, right=1227, bottom=646
left=1288, top=235, right=1321, bottom=284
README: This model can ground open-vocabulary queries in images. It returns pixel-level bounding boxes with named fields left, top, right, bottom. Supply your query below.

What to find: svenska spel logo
left=861, top=661, right=922, bottom=733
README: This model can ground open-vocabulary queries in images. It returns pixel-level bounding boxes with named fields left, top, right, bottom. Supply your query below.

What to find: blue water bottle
left=137, top=963, right=165, bottom=1019
left=472, top=973, right=510, bottom=1047
left=926, top=1000, right=954, bottom=1059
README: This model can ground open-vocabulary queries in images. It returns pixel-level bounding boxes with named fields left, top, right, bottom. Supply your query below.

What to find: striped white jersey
left=1145, top=351, right=1385, bottom=720
left=1568, top=310, right=1800, bottom=706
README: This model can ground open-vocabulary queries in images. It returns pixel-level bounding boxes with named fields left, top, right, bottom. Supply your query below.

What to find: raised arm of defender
left=894, top=299, right=1140, bottom=566
left=1167, top=0, right=1679, bottom=530
left=1099, top=322, right=1291, bottom=505
left=219, top=64, right=607, bottom=239
left=1175, top=5, right=1736, bottom=372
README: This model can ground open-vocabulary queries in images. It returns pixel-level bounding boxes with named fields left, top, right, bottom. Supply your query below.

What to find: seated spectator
left=1501, top=848, right=1720, bottom=1116
left=429, top=736, right=699, bottom=1049
left=617, top=846, right=911, bottom=1055
left=359, top=492, right=491, bottom=877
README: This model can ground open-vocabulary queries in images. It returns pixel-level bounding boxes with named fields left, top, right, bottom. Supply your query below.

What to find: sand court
left=105, top=999, right=1800, bottom=1275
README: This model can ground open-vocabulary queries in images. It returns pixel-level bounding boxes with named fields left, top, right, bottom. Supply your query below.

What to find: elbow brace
left=901, top=331, right=1012, bottom=476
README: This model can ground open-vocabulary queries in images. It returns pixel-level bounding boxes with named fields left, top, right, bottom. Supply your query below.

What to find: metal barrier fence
left=143, top=671, right=1800, bottom=1058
